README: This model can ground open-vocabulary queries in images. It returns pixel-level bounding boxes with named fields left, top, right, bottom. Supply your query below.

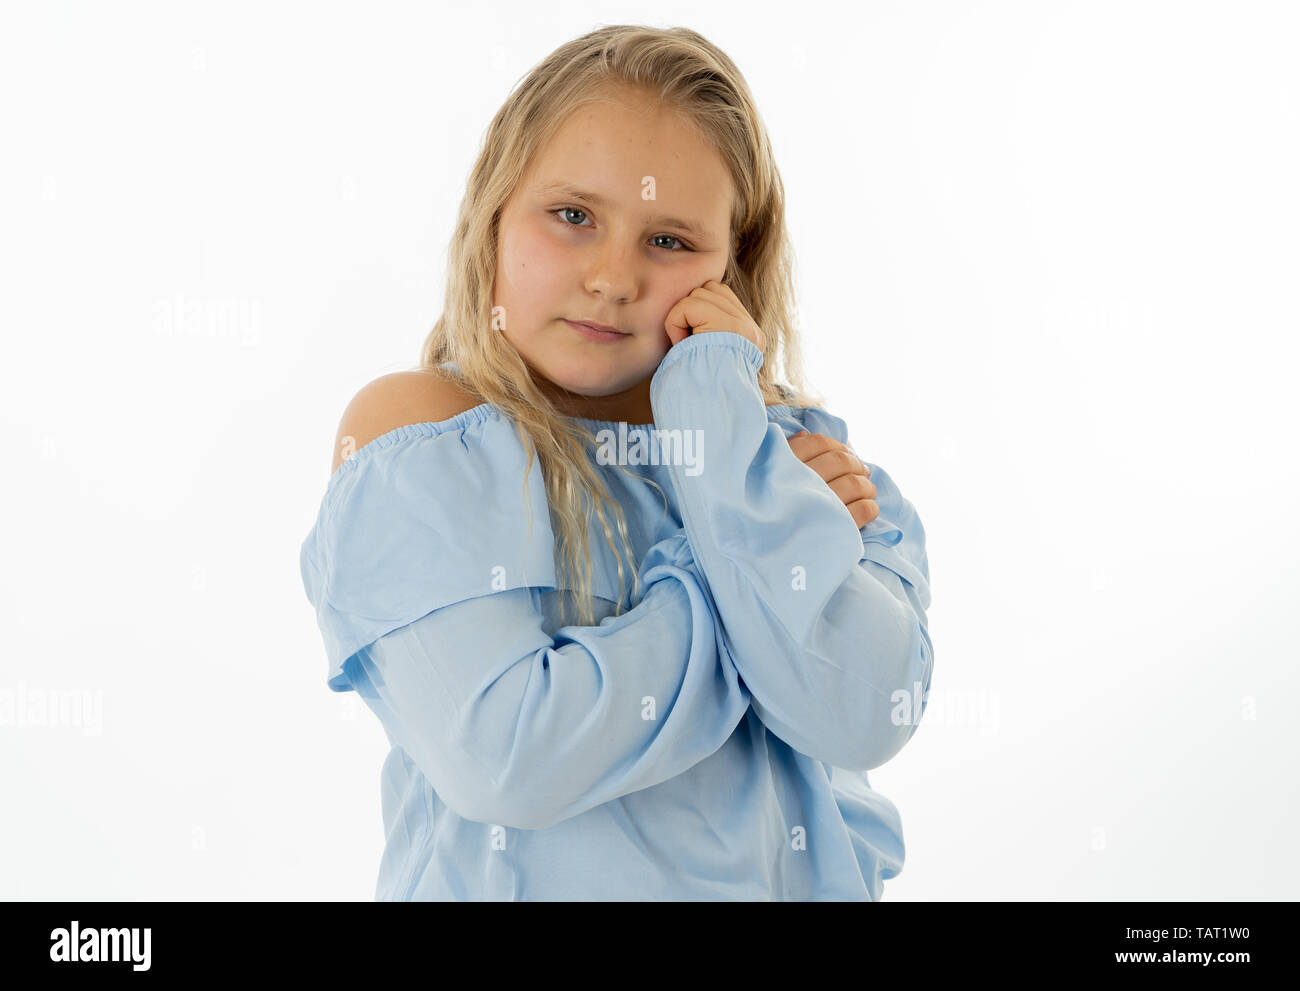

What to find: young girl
left=300, top=25, right=932, bottom=901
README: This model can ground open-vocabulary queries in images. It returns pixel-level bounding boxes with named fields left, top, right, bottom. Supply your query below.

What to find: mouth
left=564, top=319, right=631, bottom=342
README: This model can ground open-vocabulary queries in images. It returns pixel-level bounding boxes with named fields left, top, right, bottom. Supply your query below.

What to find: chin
left=542, top=357, right=636, bottom=396
left=550, top=373, right=623, bottom=399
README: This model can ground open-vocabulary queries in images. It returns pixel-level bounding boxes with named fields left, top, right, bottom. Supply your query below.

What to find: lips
left=572, top=320, right=626, bottom=335
left=564, top=319, right=630, bottom=342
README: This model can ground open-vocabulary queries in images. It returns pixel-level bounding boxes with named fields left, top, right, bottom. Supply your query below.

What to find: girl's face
left=492, top=88, right=735, bottom=423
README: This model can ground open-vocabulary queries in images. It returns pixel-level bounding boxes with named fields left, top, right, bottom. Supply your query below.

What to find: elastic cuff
left=654, top=331, right=764, bottom=378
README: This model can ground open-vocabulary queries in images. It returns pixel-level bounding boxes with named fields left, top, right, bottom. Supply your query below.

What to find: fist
left=663, top=280, right=766, bottom=353
left=787, top=430, right=879, bottom=528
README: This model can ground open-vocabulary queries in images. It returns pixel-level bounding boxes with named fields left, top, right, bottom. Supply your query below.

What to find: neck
left=535, top=374, right=656, bottom=424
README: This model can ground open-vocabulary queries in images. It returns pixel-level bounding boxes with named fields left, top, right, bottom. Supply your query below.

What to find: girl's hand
left=787, top=430, right=880, bottom=528
left=664, top=280, right=766, bottom=353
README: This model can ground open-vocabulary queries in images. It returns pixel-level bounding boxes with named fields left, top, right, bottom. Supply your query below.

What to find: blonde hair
left=416, top=24, right=826, bottom=628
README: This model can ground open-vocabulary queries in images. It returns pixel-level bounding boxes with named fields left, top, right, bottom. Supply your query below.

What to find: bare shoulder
left=330, top=368, right=484, bottom=476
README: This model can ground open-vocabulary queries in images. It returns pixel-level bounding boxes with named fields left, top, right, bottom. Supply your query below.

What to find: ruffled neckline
left=563, top=404, right=798, bottom=433
left=433, top=359, right=800, bottom=432
left=324, top=398, right=807, bottom=508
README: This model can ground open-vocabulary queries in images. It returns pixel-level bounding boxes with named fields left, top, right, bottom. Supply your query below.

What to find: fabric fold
left=300, top=405, right=625, bottom=692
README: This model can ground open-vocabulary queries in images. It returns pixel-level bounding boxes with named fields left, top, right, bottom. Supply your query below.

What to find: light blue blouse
left=300, top=331, right=932, bottom=900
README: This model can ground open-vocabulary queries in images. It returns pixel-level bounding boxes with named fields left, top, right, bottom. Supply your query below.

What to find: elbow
left=407, top=731, right=564, bottom=831
left=437, top=737, right=568, bottom=831
left=846, top=620, right=934, bottom=771
left=435, top=650, right=605, bottom=831
left=454, top=796, right=558, bottom=832
left=434, top=769, right=563, bottom=831
left=476, top=780, right=567, bottom=832
left=477, top=767, right=564, bottom=830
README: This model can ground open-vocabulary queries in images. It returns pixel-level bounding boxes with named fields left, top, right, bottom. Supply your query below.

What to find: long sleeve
left=648, top=332, right=933, bottom=771
left=299, top=408, right=750, bottom=833
left=346, top=530, right=750, bottom=831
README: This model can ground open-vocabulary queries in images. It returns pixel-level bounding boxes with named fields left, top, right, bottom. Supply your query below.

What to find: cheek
left=500, top=219, right=567, bottom=296
left=650, top=265, right=716, bottom=315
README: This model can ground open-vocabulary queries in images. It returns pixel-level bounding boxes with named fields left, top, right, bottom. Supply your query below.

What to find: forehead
left=521, top=96, right=733, bottom=233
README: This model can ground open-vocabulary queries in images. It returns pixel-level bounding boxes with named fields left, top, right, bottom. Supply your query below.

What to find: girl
left=300, top=25, right=932, bottom=900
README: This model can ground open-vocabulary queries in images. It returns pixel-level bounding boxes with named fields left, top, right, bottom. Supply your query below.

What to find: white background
left=2, top=0, right=1296, bottom=900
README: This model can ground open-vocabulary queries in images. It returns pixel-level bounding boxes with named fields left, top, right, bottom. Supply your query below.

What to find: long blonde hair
left=416, top=24, right=825, bottom=627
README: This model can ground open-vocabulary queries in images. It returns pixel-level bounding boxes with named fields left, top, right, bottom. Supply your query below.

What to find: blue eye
left=651, top=233, right=687, bottom=252
left=555, top=206, right=589, bottom=227
left=550, top=207, right=692, bottom=252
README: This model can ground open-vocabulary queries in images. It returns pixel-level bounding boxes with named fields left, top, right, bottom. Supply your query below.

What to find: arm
left=303, top=372, right=751, bottom=832
left=649, top=332, right=933, bottom=771
left=346, top=530, right=749, bottom=832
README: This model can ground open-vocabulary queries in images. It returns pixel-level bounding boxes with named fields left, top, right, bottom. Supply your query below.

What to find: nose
left=582, top=244, right=636, bottom=303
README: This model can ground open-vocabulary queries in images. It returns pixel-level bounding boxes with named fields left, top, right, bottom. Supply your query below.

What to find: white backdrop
left=2, top=0, right=1295, bottom=900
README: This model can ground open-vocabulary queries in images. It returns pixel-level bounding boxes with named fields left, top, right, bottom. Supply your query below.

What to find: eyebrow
left=533, top=181, right=715, bottom=241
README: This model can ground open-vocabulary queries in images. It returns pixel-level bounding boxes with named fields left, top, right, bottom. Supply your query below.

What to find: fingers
left=826, top=466, right=877, bottom=505
left=786, top=431, right=877, bottom=525
left=822, top=471, right=879, bottom=526
left=662, top=287, right=734, bottom=345
left=663, top=280, right=765, bottom=354
left=787, top=430, right=866, bottom=465
left=788, top=434, right=872, bottom=481
left=691, top=281, right=742, bottom=319
left=848, top=498, right=881, bottom=528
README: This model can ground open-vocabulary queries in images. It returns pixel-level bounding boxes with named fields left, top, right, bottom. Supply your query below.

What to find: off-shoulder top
left=299, top=331, right=932, bottom=900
